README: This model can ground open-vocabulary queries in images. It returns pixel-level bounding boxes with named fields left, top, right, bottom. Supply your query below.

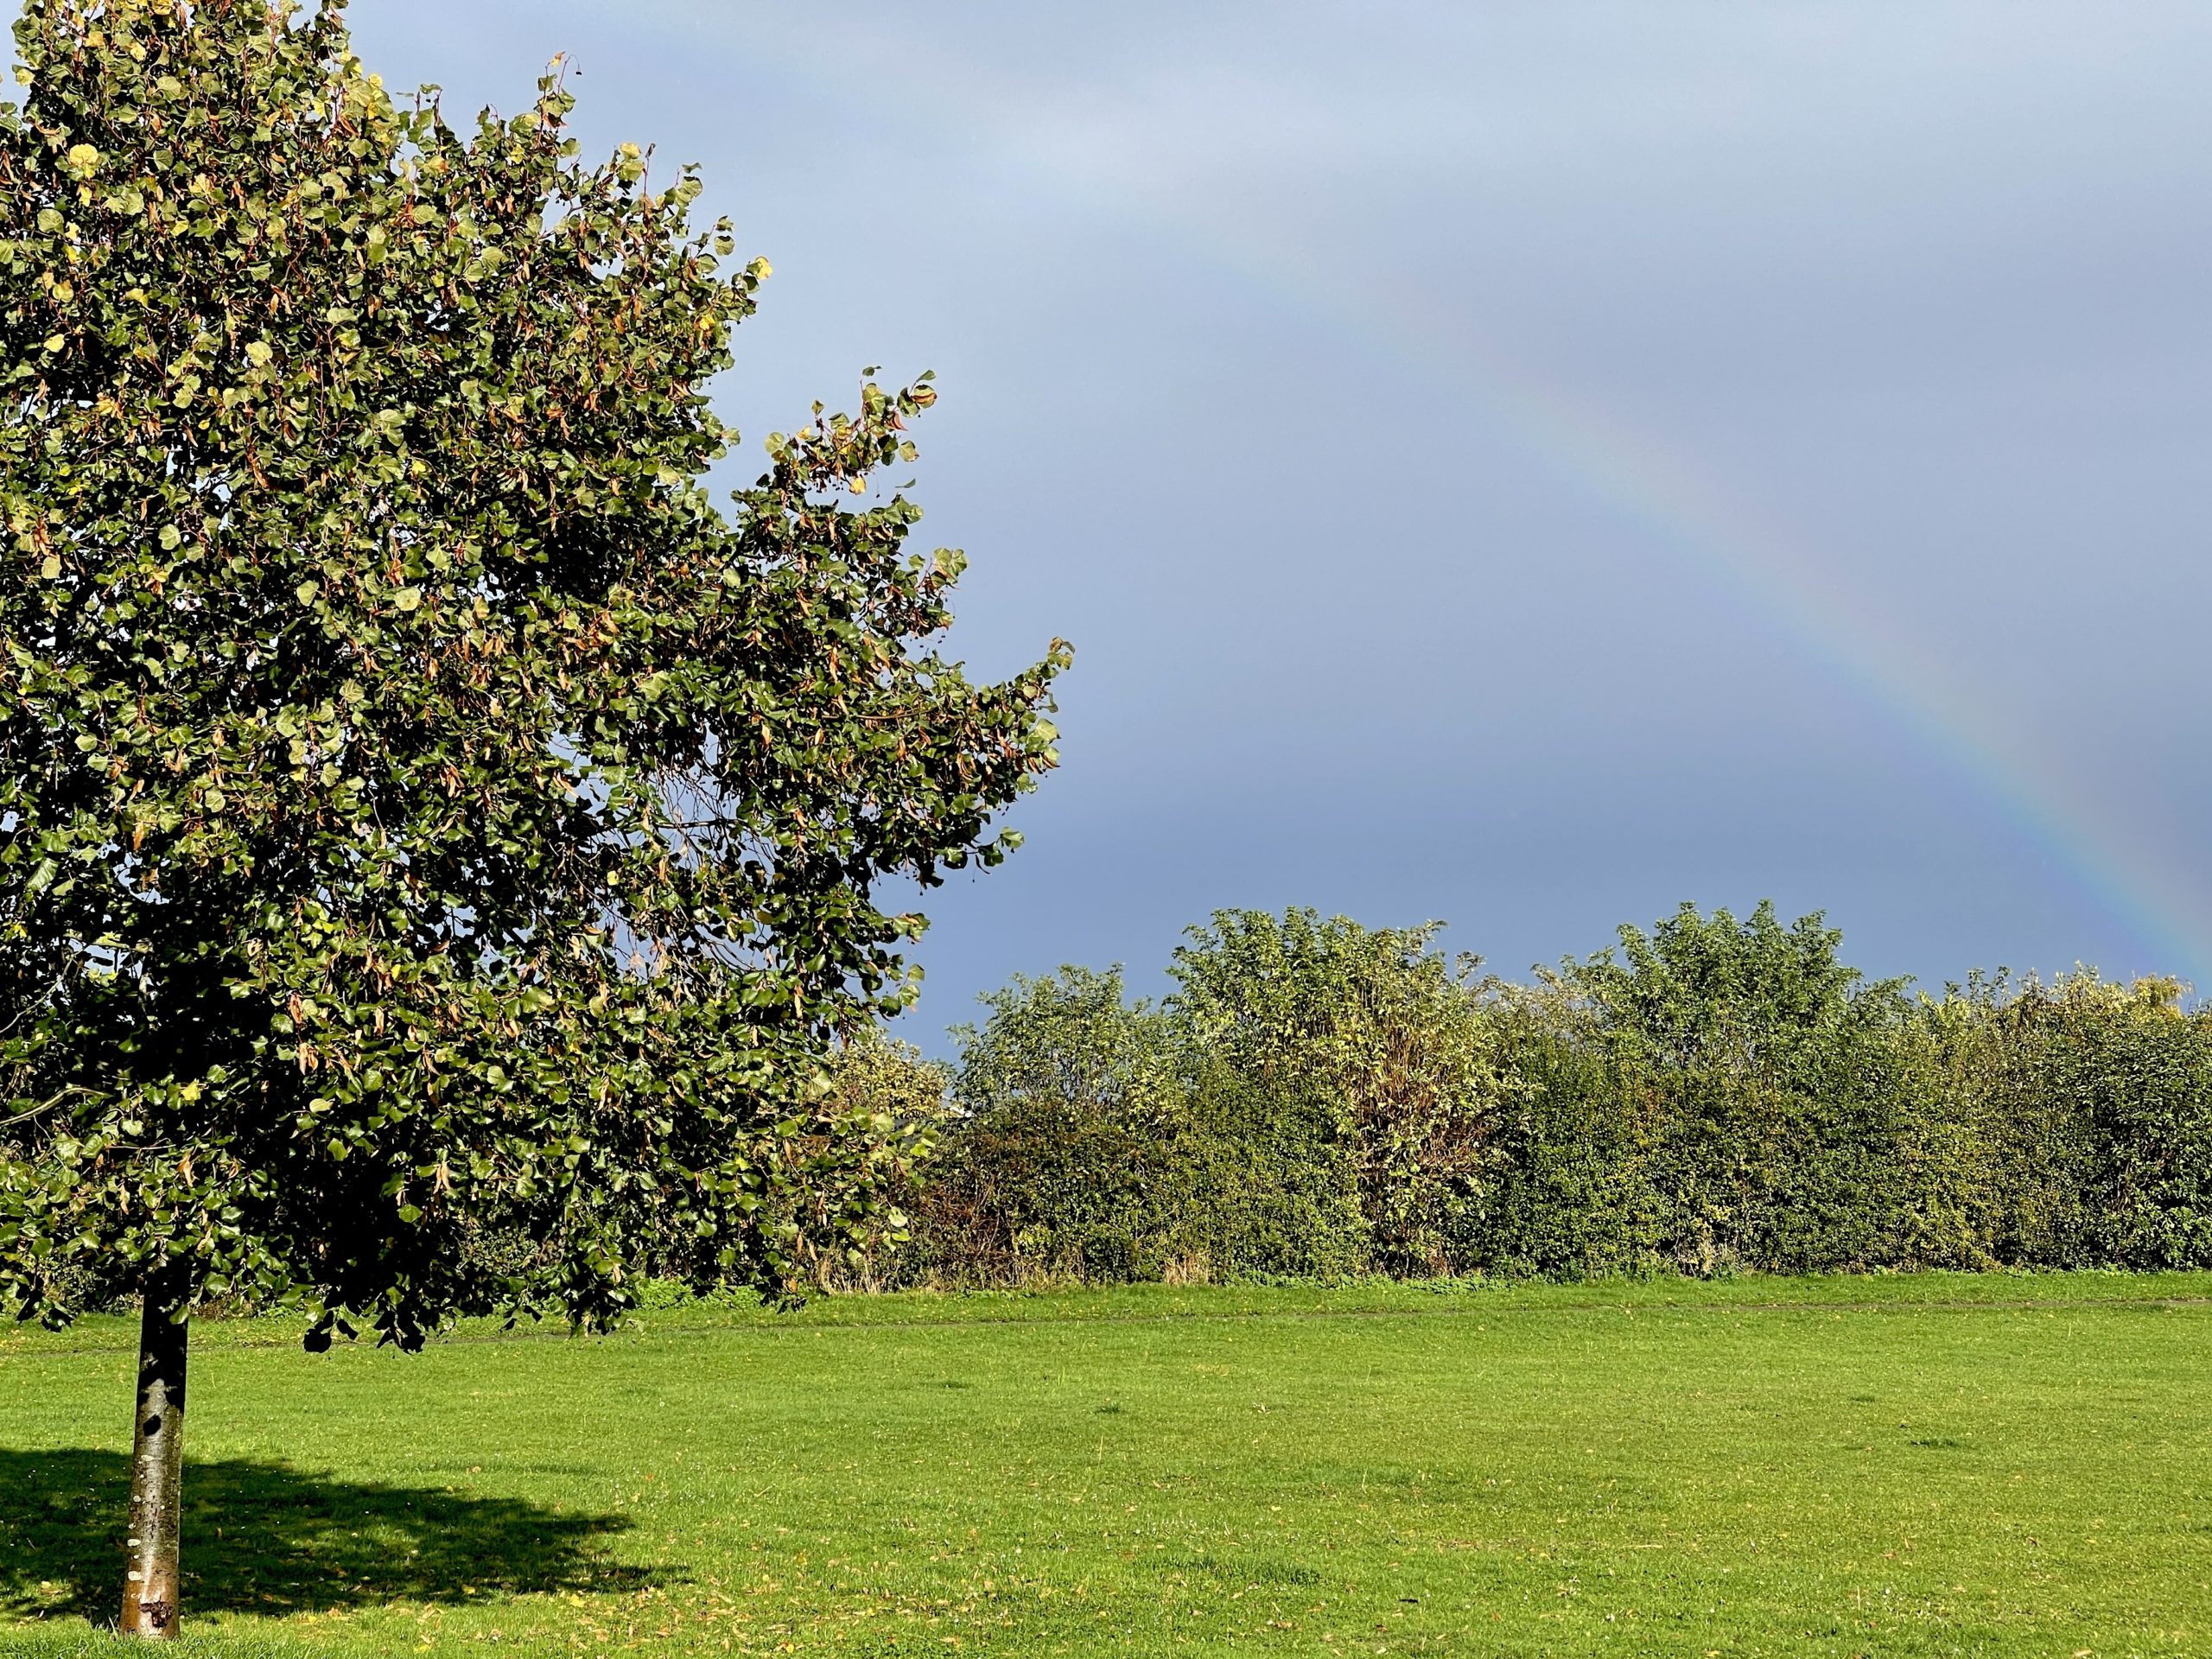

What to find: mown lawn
left=3, top=1273, right=2209, bottom=1656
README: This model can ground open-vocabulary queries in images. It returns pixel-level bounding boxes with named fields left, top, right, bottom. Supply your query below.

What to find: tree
left=0, top=0, right=1065, bottom=1637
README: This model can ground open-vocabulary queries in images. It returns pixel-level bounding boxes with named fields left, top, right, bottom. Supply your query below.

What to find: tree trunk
left=120, top=1269, right=189, bottom=1639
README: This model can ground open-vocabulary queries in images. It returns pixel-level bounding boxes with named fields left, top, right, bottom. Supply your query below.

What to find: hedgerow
left=842, top=905, right=2212, bottom=1286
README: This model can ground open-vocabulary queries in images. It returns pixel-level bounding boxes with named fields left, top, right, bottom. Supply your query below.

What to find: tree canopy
left=0, top=0, right=1066, bottom=1349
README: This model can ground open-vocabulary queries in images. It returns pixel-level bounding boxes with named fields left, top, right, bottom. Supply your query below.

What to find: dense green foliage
left=0, top=0, right=1063, bottom=1344
left=886, top=904, right=2212, bottom=1286
left=1480, top=903, right=1931, bottom=1277
left=913, top=966, right=1366, bottom=1284
left=7, top=1274, right=2212, bottom=1656
left=1170, top=911, right=1496, bottom=1274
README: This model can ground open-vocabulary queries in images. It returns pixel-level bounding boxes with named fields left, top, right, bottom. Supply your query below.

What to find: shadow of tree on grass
left=0, top=1448, right=663, bottom=1622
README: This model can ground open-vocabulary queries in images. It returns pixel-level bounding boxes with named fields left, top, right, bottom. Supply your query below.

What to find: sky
left=28, top=3, right=2212, bottom=1037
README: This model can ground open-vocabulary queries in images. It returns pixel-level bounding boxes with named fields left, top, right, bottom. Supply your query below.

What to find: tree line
left=826, top=904, right=2212, bottom=1287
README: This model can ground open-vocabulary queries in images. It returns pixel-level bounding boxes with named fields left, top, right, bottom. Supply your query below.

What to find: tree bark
left=120, top=1268, right=189, bottom=1639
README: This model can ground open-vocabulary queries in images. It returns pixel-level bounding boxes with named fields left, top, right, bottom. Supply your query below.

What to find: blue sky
left=29, top=3, right=2212, bottom=1035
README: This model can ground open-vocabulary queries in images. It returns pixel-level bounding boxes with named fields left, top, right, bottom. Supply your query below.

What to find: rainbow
left=1308, top=261, right=2211, bottom=989
left=1069, top=184, right=2212, bottom=988
left=695, top=19, right=2212, bottom=986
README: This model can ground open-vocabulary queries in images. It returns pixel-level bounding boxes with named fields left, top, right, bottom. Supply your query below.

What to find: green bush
left=1172, top=910, right=1503, bottom=1274
left=906, top=964, right=1366, bottom=1285
left=1473, top=904, right=1929, bottom=1276
left=2005, top=975, right=2212, bottom=1267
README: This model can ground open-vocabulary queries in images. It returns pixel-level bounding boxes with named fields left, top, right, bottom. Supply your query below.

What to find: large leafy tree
left=0, top=0, right=1064, bottom=1636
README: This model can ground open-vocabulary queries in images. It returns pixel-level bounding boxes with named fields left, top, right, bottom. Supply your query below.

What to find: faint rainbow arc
left=687, top=22, right=2212, bottom=982
left=1211, top=236, right=2212, bottom=984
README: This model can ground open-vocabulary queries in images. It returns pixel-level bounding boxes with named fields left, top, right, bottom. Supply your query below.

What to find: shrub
left=910, top=965, right=1367, bottom=1284
left=1466, top=905, right=1925, bottom=1275
left=2002, top=975, right=2212, bottom=1267
left=913, top=968, right=1186, bottom=1284
left=1171, top=910, right=1504, bottom=1274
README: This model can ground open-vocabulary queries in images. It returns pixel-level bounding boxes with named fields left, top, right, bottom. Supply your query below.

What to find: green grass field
left=3, top=1274, right=2209, bottom=1657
